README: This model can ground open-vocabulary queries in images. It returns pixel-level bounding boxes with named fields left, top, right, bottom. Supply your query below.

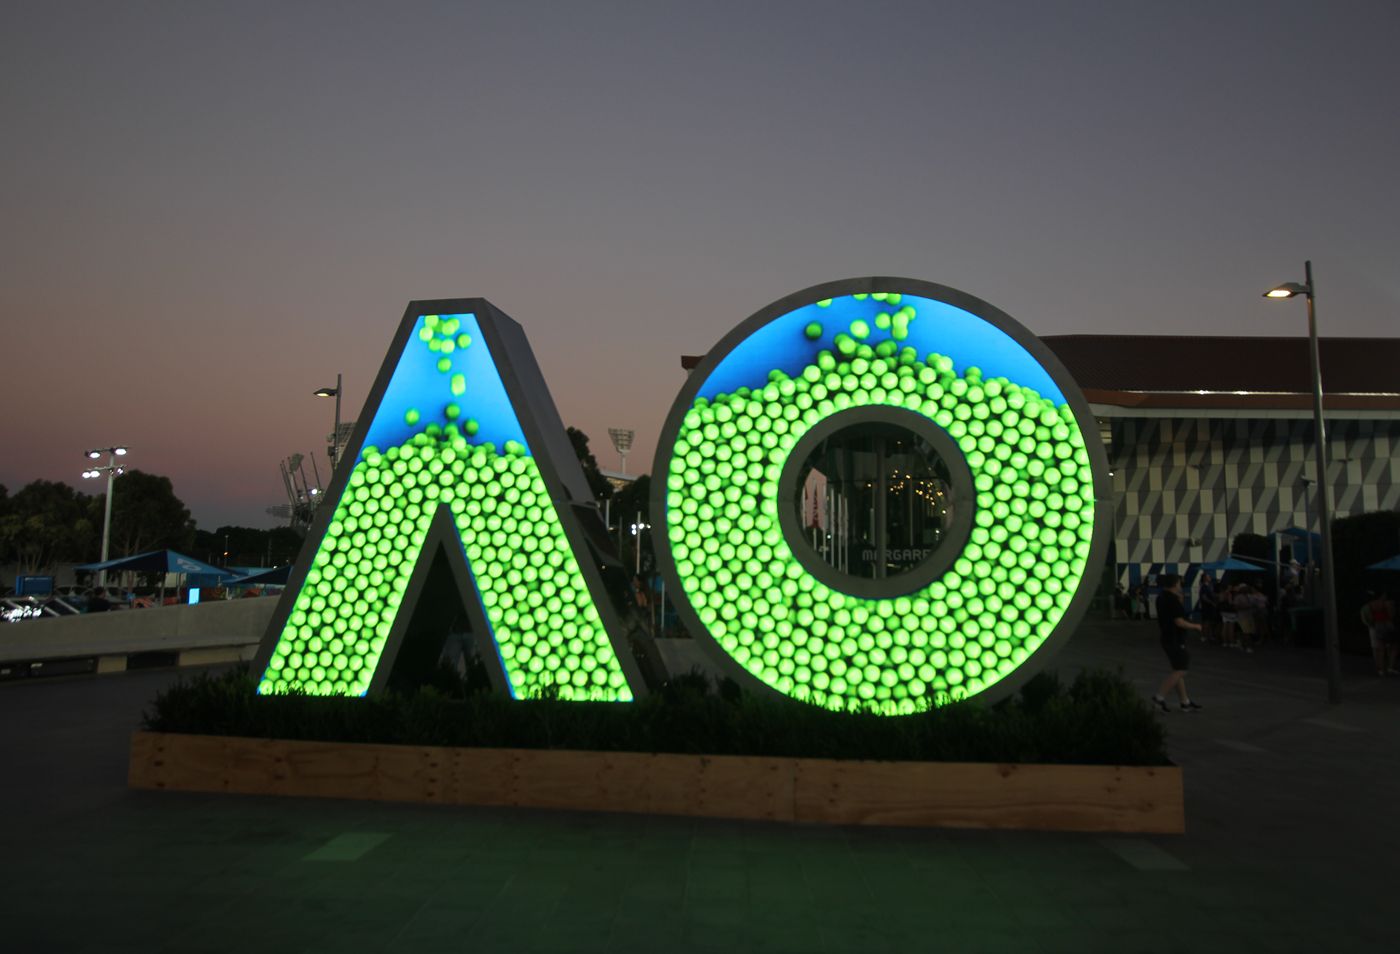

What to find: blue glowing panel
left=359, top=313, right=530, bottom=464
left=698, top=295, right=1064, bottom=405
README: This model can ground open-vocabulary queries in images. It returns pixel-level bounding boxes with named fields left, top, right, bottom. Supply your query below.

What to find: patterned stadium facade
left=1041, top=335, right=1400, bottom=591
left=1104, top=415, right=1400, bottom=585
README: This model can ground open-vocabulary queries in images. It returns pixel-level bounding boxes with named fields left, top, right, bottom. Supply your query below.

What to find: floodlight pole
left=99, top=452, right=116, bottom=588
left=83, top=447, right=128, bottom=588
left=333, top=373, right=342, bottom=470
left=314, top=375, right=343, bottom=472
left=1300, top=262, right=1344, bottom=705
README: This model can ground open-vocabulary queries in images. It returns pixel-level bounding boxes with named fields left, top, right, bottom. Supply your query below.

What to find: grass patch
left=141, top=666, right=1170, bottom=766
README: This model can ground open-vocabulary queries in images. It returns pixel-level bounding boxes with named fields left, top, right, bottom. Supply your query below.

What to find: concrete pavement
left=0, top=618, right=1394, bottom=953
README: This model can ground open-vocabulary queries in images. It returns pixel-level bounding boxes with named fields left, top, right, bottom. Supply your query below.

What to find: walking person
left=1153, top=574, right=1205, bottom=714
left=1248, top=585, right=1271, bottom=643
left=1234, top=585, right=1258, bottom=654
left=1199, top=574, right=1219, bottom=643
left=1219, top=584, right=1239, bottom=648
left=1360, top=590, right=1398, bottom=676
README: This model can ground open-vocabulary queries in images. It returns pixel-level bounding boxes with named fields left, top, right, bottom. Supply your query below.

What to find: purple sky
left=3, top=1, right=1397, bottom=530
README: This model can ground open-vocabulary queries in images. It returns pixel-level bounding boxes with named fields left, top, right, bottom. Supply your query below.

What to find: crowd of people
left=1125, top=571, right=1400, bottom=716
left=1114, top=575, right=1312, bottom=653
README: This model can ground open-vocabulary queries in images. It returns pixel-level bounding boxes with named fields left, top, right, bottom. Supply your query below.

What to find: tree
left=566, top=427, right=615, bottom=506
left=99, top=469, right=196, bottom=557
left=192, top=525, right=304, bottom=567
left=0, top=480, right=98, bottom=574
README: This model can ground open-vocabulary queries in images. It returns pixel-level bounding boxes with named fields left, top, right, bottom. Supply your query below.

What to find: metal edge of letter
left=649, top=276, right=1113, bottom=706
left=250, top=299, right=422, bottom=689
left=775, top=405, right=978, bottom=601
left=472, top=300, right=651, bottom=699
left=252, top=297, right=651, bottom=700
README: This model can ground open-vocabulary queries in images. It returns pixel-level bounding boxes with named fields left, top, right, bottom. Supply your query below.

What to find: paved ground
left=1, top=618, right=1396, bottom=953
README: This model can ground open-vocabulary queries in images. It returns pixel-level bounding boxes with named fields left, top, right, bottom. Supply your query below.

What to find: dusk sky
left=3, top=1, right=1397, bottom=531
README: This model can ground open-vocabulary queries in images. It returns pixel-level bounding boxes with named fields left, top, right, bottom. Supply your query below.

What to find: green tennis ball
left=804, top=322, right=823, bottom=340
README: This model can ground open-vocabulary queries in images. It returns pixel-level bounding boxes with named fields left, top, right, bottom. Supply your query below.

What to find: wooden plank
left=694, top=754, right=795, bottom=822
left=793, top=759, right=1184, bottom=833
left=129, top=732, right=1183, bottom=832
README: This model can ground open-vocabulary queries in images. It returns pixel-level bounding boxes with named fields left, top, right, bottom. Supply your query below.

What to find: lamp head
left=86, top=450, right=101, bottom=459
left=314, top=387, right=338, bottom=397
left=1264, top=282, right=1309, bottom=299
left=114, top=447, right=127, bottom=455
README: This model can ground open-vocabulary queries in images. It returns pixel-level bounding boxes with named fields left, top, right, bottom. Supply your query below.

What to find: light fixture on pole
left=608, top=428, right=635, bottom=477
left=314, top=375, right=342, bottom=470
left=1264, top=262, right=1342, bottom=704
left=81, top=446, right=129, bottom=588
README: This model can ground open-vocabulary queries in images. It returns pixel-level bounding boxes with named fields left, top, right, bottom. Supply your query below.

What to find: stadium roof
left=1040, top=335, right=1400, bottom=413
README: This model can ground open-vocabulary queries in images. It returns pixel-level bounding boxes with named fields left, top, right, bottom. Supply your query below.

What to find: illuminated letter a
left=250, top=299, right=650, bottom=701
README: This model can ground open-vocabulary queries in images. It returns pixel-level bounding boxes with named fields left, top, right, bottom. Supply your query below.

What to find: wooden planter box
left=128, top=732, right=1184, bottom=833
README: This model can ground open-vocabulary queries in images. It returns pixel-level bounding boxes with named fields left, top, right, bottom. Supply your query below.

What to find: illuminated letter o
left=651, top=278, right=1112, bottom=711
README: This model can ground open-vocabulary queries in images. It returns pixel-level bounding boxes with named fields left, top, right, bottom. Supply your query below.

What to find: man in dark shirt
left=1153, top=574, right=1204, bottom=713
left=86, top=587, right=113, bottom=613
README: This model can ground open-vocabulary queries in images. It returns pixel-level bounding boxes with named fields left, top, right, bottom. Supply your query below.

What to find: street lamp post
left=315, top=375, right=342, bottom=470
left=1299, top=476, right=1315, bottom=599
left=82, top=446, right=129, bottom=588
left=1265, top=262, right=1343, bottom=704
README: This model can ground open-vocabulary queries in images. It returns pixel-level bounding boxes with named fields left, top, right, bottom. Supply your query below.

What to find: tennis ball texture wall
left=258, top=314, right=632, bottom=701
left=660, top=292, right=1096, bottom=713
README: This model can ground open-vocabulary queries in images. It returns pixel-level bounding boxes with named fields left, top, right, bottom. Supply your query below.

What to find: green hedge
left=142, top=666, right=1170, bottom=766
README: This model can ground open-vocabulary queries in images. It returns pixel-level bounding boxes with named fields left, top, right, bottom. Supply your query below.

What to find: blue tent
left=1367, top=554, right=1400, bottom=570
left=224, top=565, right=293, bottom=586
left=78, top=550, right=239, bottom=580
left=1200, top=557, right=1262, bottom=572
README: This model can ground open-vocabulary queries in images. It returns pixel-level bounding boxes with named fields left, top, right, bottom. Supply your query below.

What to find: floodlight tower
left=81, top=446, right=129, bottom=587
left=608, top=428, right=635, bottom=476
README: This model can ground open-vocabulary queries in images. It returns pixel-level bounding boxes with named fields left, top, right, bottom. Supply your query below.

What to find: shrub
left=142, top=664, right=1170, bottom=766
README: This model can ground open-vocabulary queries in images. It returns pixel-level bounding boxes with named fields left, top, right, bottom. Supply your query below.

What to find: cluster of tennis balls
left=258, top=316, right=632, bottom=701
left=665, top=293, right=1095, bottom=713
